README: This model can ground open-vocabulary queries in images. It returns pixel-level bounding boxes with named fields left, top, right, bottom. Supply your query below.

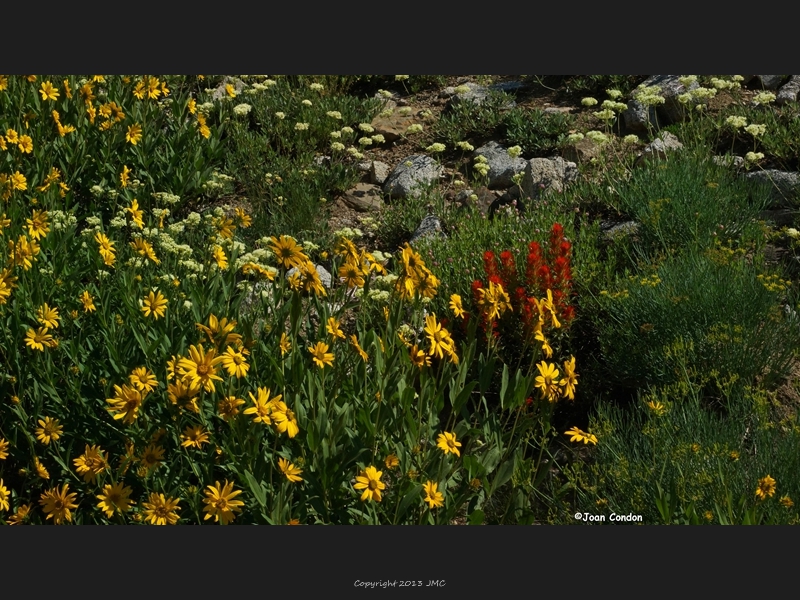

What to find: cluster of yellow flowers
left=534, top=355, right=578, bottom=402
left=334, top=235, right=386, bottom=289
left=395, top=243, right=438, bottom=300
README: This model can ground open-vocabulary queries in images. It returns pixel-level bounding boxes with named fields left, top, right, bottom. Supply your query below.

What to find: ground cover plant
left=1, top=74, right=799, bottom=524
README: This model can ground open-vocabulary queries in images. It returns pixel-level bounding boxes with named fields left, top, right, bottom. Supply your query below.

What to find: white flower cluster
left=585, top=130, right=609, bottom=145
left=744, top=124, right=766, bottom=137
left=233, top=103, right=252, bottom=117
left=373, top=273, right=398, bottom=290
left=153, top=192, right=181, bottom=205
left=159, top=234, right=194, bottom=258
left=347, top=147, right=364, bottom=159
left=426, top=143, right=445, bottom=153
left=745, top=151, right=764, bottom=163
left=601, top=99, right=628, bottom=113
left=632, top=85, right=665, bottom=107
left=725, top=115, right=748, bottom=130
left=710, top=77, right=740, bottom=90
left=179, top=259, right=205, bottom=273
left=334, top=227, right=363, bottom=240
left=50, top=210, right=77, bottom=231
left=366, top=289, right=390, bottom=303
left=406, top=123, right=423, bottom=134
left=473, top=154, right=490, bottom=177
left=752, top=92, right=776, bottom=106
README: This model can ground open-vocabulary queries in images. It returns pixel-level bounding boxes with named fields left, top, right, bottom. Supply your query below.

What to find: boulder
left=635, top=131, right=683, bottom=167
left=473, top=141, right=527, bottom=189
left=623, top=75, right=698, bottom=131
left=744, top=170, right=800, bottom=208
left=520, top=157, right=579, bottom=198
left=777, top=75, right=800, bottom=105
left=383, top=155, right=443, bottom=199
left=340, top=183, right=384, bottom=212
left=409, top=214, right=446, bottom=245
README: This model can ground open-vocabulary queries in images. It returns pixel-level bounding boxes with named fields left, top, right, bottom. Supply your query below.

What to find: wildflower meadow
left=1, top=74, right=799, bottom=525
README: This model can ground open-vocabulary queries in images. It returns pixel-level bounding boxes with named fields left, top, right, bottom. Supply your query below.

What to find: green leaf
left=499, top=364, right=510, bottom=409
left=244, top=470, right=267, bottom=508
left=468, top=509, right=485, bottom=525
left=397, top=483, right=423, bottom=522
left=478, top=354, right=495, bottom=393
left=450, top=380, right=476, bottom=414
left=489, top=457, right=515, bottom=497
left=482, top=446, right=501, bottom=474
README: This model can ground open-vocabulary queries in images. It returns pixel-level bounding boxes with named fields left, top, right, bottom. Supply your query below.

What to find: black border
left=2, top=6, right=795, bottom=74
left=1, top=525, right=796, bottom=593
left=2, top=8, right=797, bottom=596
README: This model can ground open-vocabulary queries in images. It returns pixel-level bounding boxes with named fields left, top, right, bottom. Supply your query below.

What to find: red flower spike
left=483, top=251, right=498, bottom=278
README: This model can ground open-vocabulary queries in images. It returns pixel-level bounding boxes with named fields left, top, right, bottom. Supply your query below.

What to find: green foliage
left=590, top=247, right=800, bottom=395
left=501, top=107, right=574, bottom=157
left=562, top=379, right=800, bottom=525
left=432, top=90, right=514, bottom=148
left=0, top=75, right=224, bottom=221
left=598, top=149, right=770, bottom=256
left=221, top=76, right=383, bottom=237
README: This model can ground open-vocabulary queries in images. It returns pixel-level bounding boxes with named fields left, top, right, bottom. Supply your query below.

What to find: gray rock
left=713, top=155, right=745, bottom=169
left=744, top=170, right=800, bottom=208
left=409, top=214, right=446, bottom=245
left=543, top=106, right=574, bottom=115
left=520, top=156, right=579, bottom=199
left=623, top=75, right=697, bottom=131
left=443, top=82, right=489, bottom=105
left=473, top=141, right=528, bottom=189
left=490, top=80, right=527, bottom=93
left=489, top=187, right=525, bottom=218
left=623, top=99, right=658, bottom=133
left=777, top=75, right=800, bottom=105
left=340, top=183, right=384, bottom=212
left=755, top=75, right=786, bottom=90
left=370, top=109, right=417, bottom=142
left=211, top=76, right=247, bottom=101
left=442, top=81, right=516, bottom=109
left=600, top=220, right=640, bottom=243
left=286, top=264, right=332, bottom=289
left=454, top=188, right=475, bottom=206
left=563, top=136, right=601, bottom=163
left=383, top=155, right=443, bottom=199
left=370, top=161, right=391, bottom=185
left=635, top=131, right=683, bottom=167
